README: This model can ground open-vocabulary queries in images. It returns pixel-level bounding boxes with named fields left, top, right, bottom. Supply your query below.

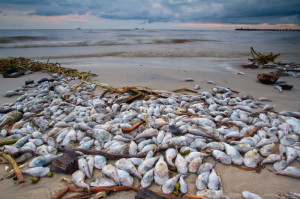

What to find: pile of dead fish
left=0, top=73, right=300, bottom=199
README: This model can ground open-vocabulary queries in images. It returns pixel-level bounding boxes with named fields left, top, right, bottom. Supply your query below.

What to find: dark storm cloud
left=1, top=0, right=300, bottom=24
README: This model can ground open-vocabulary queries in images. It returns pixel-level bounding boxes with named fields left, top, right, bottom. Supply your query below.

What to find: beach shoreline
left=0, top=58, right=299, bottom=199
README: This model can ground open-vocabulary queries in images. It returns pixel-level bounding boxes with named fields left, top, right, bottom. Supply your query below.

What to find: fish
left=212, top=150, right=231, bottom=165
left=259, top=143, right=276, bottom=157
left=115, top=158, right=142, bottom=179
left=272, top=166, right=300, bottom=179
left=261, top=154, right=281, bottom=165
left=141, top=169, right=154, bottom=188
left=138, top=156, right=159, bottom=175
left=207, top=169, right=221, bottom=190
left=90, top=177, right=118, bottom=187
left=134, top=128, right=158, bottom=140
left=78, top=158, right=92, bottom=179
left=179, top=175, right=188, bottom=194
left=273, top=160, right=288, bottom=171
left=242, top=191, right=262, bottom=199
left=175, top=153, right=188, bottom=176
left=21, top=166, right=50, bottom=177
left=188, top=157, right=203, bottom=173
left=196, top=171, right=209, bottom=191
left=0, top=111, right=23, bottom=130
left=196, top=189, right=225, bottom=199
left=86, top=155, right=94, bottom=177
left=185, top=151, right=209, bottom=162
left=102, top=164, right=120, bottom=185
left=165, top=148, right=177, bottom=167
left=223, top=143, right=243, bottom=165
left=162, top=174, right=180, bottom=194
left=28, top=154, right=58, bottom=168
left=243, top=150, right=261, bottom=168
left=286, top=147, right=298, bottom=164
left=72, top=170, right=90, bottom=192
left=154, top=155, right=169, bottom=186
left=94, top=155, right=107, bottom=170
left=197, top=162, right=216, bottom=174
left=116, top=168, right=133, bottom=186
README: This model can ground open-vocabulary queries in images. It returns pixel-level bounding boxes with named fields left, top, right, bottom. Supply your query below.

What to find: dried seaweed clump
left=0, top=57, right=96, bottom=79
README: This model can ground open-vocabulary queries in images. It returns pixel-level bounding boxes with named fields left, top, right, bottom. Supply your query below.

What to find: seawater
left=0, top=29, right=299, bottom=72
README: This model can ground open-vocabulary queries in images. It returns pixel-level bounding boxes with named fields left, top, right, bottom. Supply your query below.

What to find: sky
left=0, top=0, right=299, bottom=29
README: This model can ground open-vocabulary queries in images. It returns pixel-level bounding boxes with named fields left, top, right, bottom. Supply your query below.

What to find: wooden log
left=0, top=151, right=24, bottom=183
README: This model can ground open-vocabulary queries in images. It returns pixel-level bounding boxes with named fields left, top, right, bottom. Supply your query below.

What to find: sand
left=0, top=60, right=299, bottom=199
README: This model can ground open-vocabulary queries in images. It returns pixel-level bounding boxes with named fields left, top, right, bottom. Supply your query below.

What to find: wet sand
left=0, top=60, right=299, bottom=199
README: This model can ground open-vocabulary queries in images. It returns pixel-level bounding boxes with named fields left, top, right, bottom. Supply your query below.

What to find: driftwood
left=54, top=186, right=204, bottom=199
left=0, top=151, right=24, bottom=183
left=122, top=121, right=144, bottom=134
left=58, top=147, right=148, bottom=160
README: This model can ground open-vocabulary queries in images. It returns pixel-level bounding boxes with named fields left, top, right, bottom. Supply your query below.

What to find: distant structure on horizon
left=235, top=28, right=300, bottom=32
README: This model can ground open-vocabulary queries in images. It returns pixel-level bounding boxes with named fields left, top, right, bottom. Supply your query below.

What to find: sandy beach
left=0, top=59, right=299, bottom=199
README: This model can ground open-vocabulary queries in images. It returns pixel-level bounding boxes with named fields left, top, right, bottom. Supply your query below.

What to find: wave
left=0, top=38, right=220, bottom=48
left=0, top=36, right=52, bottom=44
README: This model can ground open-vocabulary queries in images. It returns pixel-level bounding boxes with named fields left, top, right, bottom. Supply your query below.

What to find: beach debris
left=207, top=80, right=215, bottom=85
left=237, top=72, right=245, bottom=75
left=0, top=111, right=23, bottom=130
left=0, top=151, right=24, bottom=183
left=194, top=84, right=200, bottom=90
left=274, top=85, right=283, bottom=93
left=279, top=84, right=293, bottom=90
left=59, top=177, right=72, bottom=184
left=185, top=78, right=194, bottom=82
left=0, top=63, right=299, bottom=199
left=257, top=73, right=279, bottom=84
left=242, top=191, right=262, bottom=199
left=279, top=192, right=300, bottom=199
left=2, top=68, right=24, bottom=78
left=136, top=188, right=163, bottom=199
left=50, top=150, right=78, bottom=174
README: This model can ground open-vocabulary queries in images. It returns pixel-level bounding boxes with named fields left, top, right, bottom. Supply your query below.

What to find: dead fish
left=61, top=128, right=77, bottom=146
left=272, top=166, right=300, bottom=179
left=188, top=157, right=203, bottom=173
left=135, top=128, right=158, bottom=140
left=28, top=154, right=58, bottom=168
left=273, top=160, right=288, bottom=171
left=242, top=191, right=262, bottom=199
left=286, top=147, right=298, bottom=164
left=274, top=85, right=282, bottom=93
left=138, top=156, right=159, bottom=175
left=72, top=170, right=90, bottom=192
left=197, top=162, right=216, bottom=174
left=21, top=166, right=50, bottom=177
left=196, top=189, right=225, bottom=199
left=129, top=141, right=138, bottom=155
left=165, top=148, right=177, bottom=167
left=261, top=154, right=281, bottom=165
left=185, top=151, right=209, bottom=162
left=259, top=143, right=276, bottom=157
left=141, top=169, right=154, bottom=188
left=154, top=155, right=169, bottom=186
left=179, top=175, right=188, bottom=194
left=243, top=150, right=261, bottom=168
left=102, top=164, right=120, bottom=185
left=116, top=168, right=133, bottom=186
left=207, top=169, right=221, bottom=190
left=196, top=171, right=209, bottom=191
left=162, top=174, right=180, bottom=194
left=94, top=155, right=107, bottom=170
left=90, top=177, right=117, bottom=187
left=212, top=150, right=231, bottom=165
left=86, top=155, right=94, bottom=177
left=115, top=158, right=142, bottom=179
left=78, top=158, right=92, bottom=179
left=0, top=111, right=23, bottom=130
left=224, top=143, right=243, bottom=165
left=175, top=153, right=188, bottom=176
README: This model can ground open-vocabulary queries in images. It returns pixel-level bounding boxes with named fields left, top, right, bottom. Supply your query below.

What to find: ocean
left=0, top=29, right=299, bottom=72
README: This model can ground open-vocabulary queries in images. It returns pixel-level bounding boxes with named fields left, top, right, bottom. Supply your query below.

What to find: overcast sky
left=0, top=0, right=299, bottom=29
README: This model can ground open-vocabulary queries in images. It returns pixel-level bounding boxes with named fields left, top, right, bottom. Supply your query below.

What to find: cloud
left=1, top=0, right=300, bottom=25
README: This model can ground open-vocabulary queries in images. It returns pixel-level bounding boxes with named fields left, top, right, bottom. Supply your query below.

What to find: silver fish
left=175, top=153, right=188, bottom=176
left=197, top=162, right=216, bottom=174
left=129, top=141, right=138, bottom=155
left=224, top=143, right=243, bottom=165
left=242, top=191, right=262, bottom=199
left=286, top=147, right=298, bottom=164
left=208, top=169, right=221, bottom=190
left=28, top=154, right=58, bottom=168
left=243, top=150, right=261, bottom=168
left=179, top=175, right=188, bottom=194
left=162, top=174, right=180, bottom=194
left=94, top=155, right=107, bottom=170
left=78, top=158, right=92, bottom=178
left=115, top=158, right=142, bottom=179
left=154, top=155, right=169, bottom=186
left=102, top=164, right=120, bottom=185
left=116, top=168, right=133, bottom=186
left=188, top=157, right=203, bottom=173
left=196, top=171, right=209, bottom=191
left=273, top=160, right=288, bottom=171
left=90, top=177, right=118, bottom=187
left=259, top=143, right=276, bottom=157
left=72, top=170, right=90, bottom=192
left=134, top=128, right=158, bottom=140
left=261, top=154, right=281, bottom=165
left=196, top=189, right=224, bottom=199
left=212, top=150, right=231, bottom=165
left=0, top=111, right=23, bottom=130
left=86, top=155, right=94, bottom=177
left=165, top=148, right=177, bottom=167
left=141, top=169, right=154, bottom=188
left=21, top=166, right=50, bottom=177
left=138, top=156, right=159, bottom=175
left=185, top=151, right=209, bottom=162
left=273, top=166, right=300, bottom=179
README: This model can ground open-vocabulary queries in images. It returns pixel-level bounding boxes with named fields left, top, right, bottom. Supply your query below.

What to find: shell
left=50, top=151, right=78, bottom=174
